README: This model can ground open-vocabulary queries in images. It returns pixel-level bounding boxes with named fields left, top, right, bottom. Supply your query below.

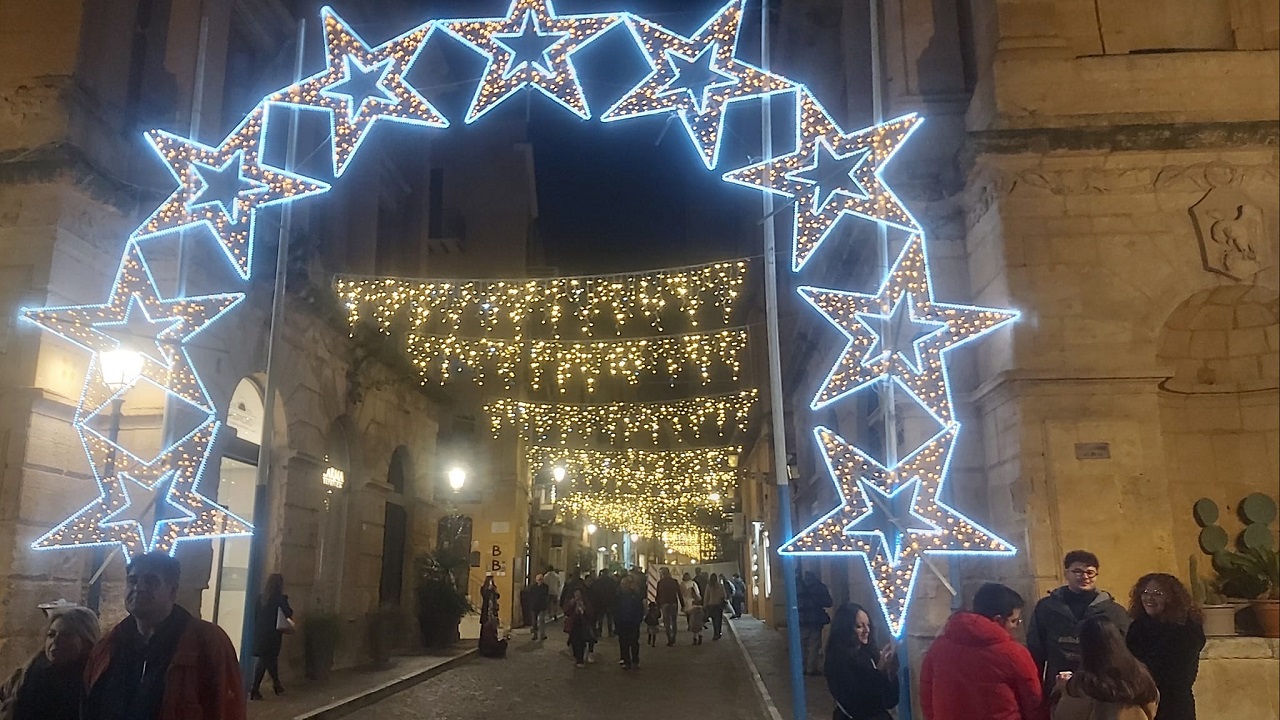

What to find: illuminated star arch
left=17, top=3, right=1017, bottom=636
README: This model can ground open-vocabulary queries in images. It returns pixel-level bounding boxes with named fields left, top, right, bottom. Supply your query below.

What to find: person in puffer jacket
left=921, top=583, right=1046, bottom=720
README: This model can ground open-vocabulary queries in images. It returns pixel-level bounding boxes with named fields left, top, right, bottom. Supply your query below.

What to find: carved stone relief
left=1190, top=186, right=1271, bottom=281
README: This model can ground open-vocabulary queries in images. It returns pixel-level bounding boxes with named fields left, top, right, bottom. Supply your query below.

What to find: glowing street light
left=552, top=465, right=566, bottom=483
left=100, top=348, right=144, bottom=393
left=629, top=533, right=640, bottom=542
left=709, top=492, right=721, bottom=503
left=448, top=467, right=467, bottom=492
left=586, top=523, right=598, bottom=535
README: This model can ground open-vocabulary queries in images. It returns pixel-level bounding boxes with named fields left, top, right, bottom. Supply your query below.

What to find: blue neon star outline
left=786, top=138, right=871, bottom=214
left=722, top=90, right=922, bottom=271
left=101, top=471, right=196, bottom=553
left=779, top=425, right=1017, bottom=637
left=188, top=151, right=267, bottom=224
left=134, top=106, right=330, bottom=280
left=322, top=55, right=399, bottom=122
left=22, top=241, right=243, bottom=421
left=93, top=294, right=183, bottom=366
left=440, top=0, right=622, bottom=123
left=32, top=420, right=254, bottom=560
left=855, top=292, right=947, bottom=374
left=601, top=0, right=795, bottom=169
left=492, top=10, right=566, bottom=78
left=797, top=235, right=1019, bottom=425
left=661, top=44, right=738, bottom=114
left=844, top=478, right=941, bottom=566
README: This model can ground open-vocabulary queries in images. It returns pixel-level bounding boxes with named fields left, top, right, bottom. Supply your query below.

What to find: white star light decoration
left=796, top=234, right=1019, bottom=425
left=723, top=89, right=922, bottom=271
left=601, top=0, right=795, bottom=169
left=268, top=7, right=448, bottom=178
left=440, top=0, right=622, bottom=122
left=779, top=425, right=1016, bottom=637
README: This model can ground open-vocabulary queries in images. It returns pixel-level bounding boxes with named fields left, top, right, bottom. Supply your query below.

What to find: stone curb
left=293, top=649, right=479, bottom=720
left=727, top=619, right=786, bottom=720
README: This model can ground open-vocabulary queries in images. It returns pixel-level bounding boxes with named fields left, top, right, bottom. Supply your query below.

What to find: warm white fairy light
left=486, top=390, right=756, bottom=445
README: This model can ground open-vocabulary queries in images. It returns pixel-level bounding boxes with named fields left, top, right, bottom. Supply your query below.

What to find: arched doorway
left=201, top=377, right=265, bottom=655
left=1157, top=285, right=1280, bottom=564
left=378, top=446, right=412, bottom=606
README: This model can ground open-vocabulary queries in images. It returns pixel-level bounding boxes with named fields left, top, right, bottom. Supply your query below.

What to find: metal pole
left=868, top=2, right=912, bottom=716
left=759, top=2, right=806, bottom=718
left=239, top=18, right=306, bottom=686
left=86, top=396, right=125, bottom=614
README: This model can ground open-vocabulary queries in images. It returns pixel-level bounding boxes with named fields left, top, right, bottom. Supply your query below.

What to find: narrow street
left=348, top=622, right=767, bottom=720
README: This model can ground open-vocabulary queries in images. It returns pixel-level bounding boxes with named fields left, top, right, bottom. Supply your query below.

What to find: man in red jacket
left=921, top=583, right=1045, bottom=720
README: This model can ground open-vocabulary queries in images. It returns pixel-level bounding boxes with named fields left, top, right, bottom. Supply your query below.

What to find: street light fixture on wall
left=551, top=465, right=566, bottom=483
left=448, top=467, right=467, bottom=492
left=100, top=348, right=145, bottom=392
left=586, top=523, right=597, bottom=535
left=87, top=347, right=142, bottom=613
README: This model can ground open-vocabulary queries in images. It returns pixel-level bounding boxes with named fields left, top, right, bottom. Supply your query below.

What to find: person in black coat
left=613, top=575, right=646, bottom=669
left=251, top=573, right=294, bottom=700
left=480, top=575, right=500, bottom=624
left=824, top=602, right=899, bottom=720
left=1125, top=573, right=1206, bottom=720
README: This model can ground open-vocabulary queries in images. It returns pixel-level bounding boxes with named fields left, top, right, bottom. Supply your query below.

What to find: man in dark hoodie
left=1025, top=550, right=1131, bottom=693
left=920, top=583, right=1044, bottom=720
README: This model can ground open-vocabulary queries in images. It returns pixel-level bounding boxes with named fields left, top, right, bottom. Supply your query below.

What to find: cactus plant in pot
left=1214, top=547, right=1280, bottom=638
left=1190, top=555, right=1237, bottom=637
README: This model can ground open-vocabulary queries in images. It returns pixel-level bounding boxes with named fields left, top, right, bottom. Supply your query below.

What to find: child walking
left=644, top=601, right=661, bottom=646
left=688, top=600, right=705, bottom=645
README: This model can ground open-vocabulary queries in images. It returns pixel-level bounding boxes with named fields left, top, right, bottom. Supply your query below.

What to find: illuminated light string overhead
left=486, top=390, right=757, bottom=445
left=601, top=0, right=795, bottom=169
left=779, top=425, right=1016, bottom=638
left=334, top=259, right=749, bottom=338
left=557, top=494, right=719, bottom=560
left=526, top=445, right=739, bottom=498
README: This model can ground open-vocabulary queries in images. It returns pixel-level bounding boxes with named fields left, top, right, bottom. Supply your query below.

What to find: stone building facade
left=738, top=0, right=1279, bottom=716
left=0, top=0, right=540, bottom=679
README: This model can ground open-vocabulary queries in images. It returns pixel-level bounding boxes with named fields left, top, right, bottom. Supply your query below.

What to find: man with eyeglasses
left=921, top=583, right=1045, bottom=720
left=1025, top=549, right=1131, bottom=696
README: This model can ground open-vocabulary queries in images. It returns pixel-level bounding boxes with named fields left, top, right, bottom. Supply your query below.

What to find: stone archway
left=1156, top=284, right=1280, bottom=567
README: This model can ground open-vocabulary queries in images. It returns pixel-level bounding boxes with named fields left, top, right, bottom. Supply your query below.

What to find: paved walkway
left=246, top=645, right=474, bottom=720
left=730, top=615, right=835, bottom=720
left=348, top=622, right=768, bottom=719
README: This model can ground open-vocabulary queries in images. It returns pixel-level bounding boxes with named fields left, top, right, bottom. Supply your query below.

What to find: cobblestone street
left=347, top=622, right=767, bottom=720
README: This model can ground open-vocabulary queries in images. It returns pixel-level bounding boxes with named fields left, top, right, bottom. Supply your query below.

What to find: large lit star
left=797, top=235, right=1019, bottom=425
left=440, top=0, right=621, bottom=122
left=779, top=425, right=1016, bottom=637
left=21, top=241, right=243, bottom=418
left=723, top=90, right=922, bottom=270
left=601, top=0, right=795, bottom=169
left=134, top=106, right=330, bottom=280
left=268, top=7, right=448, bottom=178
left=32, top=421, right=253, bottom=560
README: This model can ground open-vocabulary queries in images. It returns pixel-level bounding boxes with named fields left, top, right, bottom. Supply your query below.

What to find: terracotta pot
left=1249, top=599, right=1280, bottom=638
left=1201, top=604, right=1238, bottom=637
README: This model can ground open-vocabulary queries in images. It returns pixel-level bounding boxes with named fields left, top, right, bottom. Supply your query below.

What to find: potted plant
left=367, top=604, right=402, bottom=668
left=414, top=550, right=473, bottom=648
left=1190, top=555, right=1237, bottom=637
left=1214, top=547, right=1280, bottom=638
left=301, top=613, right=342, bottom=681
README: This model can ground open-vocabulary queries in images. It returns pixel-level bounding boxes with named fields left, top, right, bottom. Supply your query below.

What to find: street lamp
left=448, top=467, right=467, bottom=492
left=586, top=523, right=597, bottom=535
left=87, top=348, right=142, bottom=613
left=551, top=465, right=566, bottom=483
left=629, top=533, right=639, bottom=542
left=709, top=492, right=721, bottom=503
left=100, top=348, right=144, bottom=392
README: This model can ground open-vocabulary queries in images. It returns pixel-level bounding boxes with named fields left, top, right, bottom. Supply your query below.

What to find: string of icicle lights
left=486, top=390, right=756, bottom=445
left=527, top=445, right=739, bottom=497
left=333, top=258, right=749, bottom=338
left=403, top=328, right=746, bottom=390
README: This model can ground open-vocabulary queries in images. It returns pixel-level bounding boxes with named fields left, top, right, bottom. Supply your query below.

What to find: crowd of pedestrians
left=819, top=548, right=1206, bottom=720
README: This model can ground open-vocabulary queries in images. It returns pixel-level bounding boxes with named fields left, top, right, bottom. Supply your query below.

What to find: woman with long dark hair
left=480, top=575, right=500, bottom=624
left=823, top=602, right=899, bottom=720
left=251, top=573, right=293, bottom=701
left=1125, top=573, right=1205, bottom=720
left=1053, top=615, right=1159, bottom=720
left=0, top=607, right=100, bottom=720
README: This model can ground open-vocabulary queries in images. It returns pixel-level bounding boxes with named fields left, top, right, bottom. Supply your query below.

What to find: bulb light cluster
left=527, top=446, right=739, bottom=497
left=405, top=332, right=524, bottom=386
left=530, top=329, right=745, bottom=392
left=335, top=260, right=748, bottom=338
left=486, top=390, right=756, bottom=445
